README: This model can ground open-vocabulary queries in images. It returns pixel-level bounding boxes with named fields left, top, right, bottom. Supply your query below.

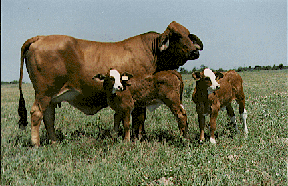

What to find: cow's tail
left=18, top=36, right=41, bottom=130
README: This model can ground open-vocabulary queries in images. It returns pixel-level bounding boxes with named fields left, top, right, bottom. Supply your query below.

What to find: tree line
left=179, top=63, right=287, bottom=74
left=2, top=64, right=286, bottom=84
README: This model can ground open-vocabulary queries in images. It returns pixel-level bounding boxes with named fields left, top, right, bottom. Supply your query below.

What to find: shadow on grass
left=11, top=125, right=206, bottom=148
left=10, top=120, right=244, bottom=148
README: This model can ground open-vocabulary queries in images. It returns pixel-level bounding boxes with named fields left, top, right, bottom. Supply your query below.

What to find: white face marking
left=110, top=69, right=123, bottom=94
left=204, top=68, right=220, bottom=93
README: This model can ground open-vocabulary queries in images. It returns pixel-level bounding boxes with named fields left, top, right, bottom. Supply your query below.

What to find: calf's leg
left=237, top=98, right=248, bottom=135
left=164, top=100, right=187, bottom=137
left=198, top=114, right=205, bottom=143
left=113, top=112, right=122, bottom=138
left=131, top=107, right=146, bottom=140
left=226, top=103, right=239, bottom=132
left=209, top=109, right=219, bottom=144
left=122, top=112, right=131, bottom=141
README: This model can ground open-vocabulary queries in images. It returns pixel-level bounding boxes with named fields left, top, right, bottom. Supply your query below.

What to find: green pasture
left=1, top=70, right=287, bottom=185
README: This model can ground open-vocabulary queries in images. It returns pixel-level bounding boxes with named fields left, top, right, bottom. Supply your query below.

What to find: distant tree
left=1, top=81, right=10, bottom=85
left=237, top=66, right=243, bottom=72
left=264, top=66, right=271, bottom=70
left=10, top=80, right=19, bottom=84
left=279, top=63, right=283, bottom=70
left=217, top=68, right=224, bottom=72
left=179, top=67, right=188, bottom=74
left=272, top=64, right=278, bottom=70
left=254, top=66, right=261, bottom=70
left=200, top=64, right=207, bottom=71
left=192, top=67, right=197, bottom=73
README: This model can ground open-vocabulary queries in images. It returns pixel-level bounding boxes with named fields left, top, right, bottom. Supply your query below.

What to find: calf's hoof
left=210, top=137, right=216, bottom=144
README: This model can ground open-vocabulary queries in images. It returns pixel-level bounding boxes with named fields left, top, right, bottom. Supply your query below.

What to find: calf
left=192, top=69, right=248, bottom=144
left=93, top=69, right=187, bottom=141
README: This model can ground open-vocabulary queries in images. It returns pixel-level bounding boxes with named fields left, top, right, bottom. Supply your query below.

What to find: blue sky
left=1, top=0, right=287, bottom=82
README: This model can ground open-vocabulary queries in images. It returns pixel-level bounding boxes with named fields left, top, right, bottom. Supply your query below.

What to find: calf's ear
left=215, top=72, right=224, bottom=80
left=93, top=74, right=106, bottom=81
left=192, top=72, right=201, bottom=80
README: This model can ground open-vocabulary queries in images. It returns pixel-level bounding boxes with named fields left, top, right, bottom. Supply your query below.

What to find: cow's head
left=192, top=68, right=223, bottom=94
left=156, top=21, right=203, bottom=70
left=93, top=69, right=133, bottom=94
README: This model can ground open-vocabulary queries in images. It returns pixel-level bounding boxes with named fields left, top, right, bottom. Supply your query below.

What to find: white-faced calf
left=93, top=69, right=187, bottom=141
left=192, top=68, right=248, bottom=144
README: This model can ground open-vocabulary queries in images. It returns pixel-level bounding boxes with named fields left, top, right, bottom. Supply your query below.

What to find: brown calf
left=192, top=69, right=248, bottom=144
left=93, top=69, right=187, bottom=141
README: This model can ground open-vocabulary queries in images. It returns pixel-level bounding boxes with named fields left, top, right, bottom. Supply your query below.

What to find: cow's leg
left=198, top=114, right=205, bottom=143
left=30, top=96, right=52, bottom=146
left=238, top=99, right=248, bottom=135
left=131, top=107, right=146, bottom=140
left=43, top=103, right=57, bottom=144
left=226, top=103, right=239, bottom=132
left=30, top=102, right=43, bottom=146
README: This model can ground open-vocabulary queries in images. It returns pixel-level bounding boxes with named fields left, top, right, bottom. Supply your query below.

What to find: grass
left=1, top=70, right=287, bottom=185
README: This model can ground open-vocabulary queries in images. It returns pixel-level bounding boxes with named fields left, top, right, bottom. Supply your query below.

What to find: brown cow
left=192, top=69, right=248, bottom=144
left=18, top=21, right=203, bottom=146
left=93, top=69, right=186, bottom=141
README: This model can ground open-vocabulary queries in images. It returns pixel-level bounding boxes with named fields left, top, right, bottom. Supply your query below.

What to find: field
left=1, top=70, right=287, bottom=185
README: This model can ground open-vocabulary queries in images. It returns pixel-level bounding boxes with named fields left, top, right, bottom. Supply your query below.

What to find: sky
left=1, top=0, right=287, bottom=82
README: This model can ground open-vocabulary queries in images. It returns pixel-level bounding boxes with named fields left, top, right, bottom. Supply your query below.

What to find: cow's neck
left=141, top=32, right=188, bottom=72
left=156, top=57, right=187, bottom=72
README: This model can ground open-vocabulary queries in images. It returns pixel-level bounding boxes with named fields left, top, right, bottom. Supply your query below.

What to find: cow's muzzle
left=189, top=50, right=200, bottom=60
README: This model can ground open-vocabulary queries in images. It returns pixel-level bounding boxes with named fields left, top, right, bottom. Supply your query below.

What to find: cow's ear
left=159, top=26, right=171, bottom=51
left=93, top=74, right=106, bottom=81
left=159, top=38, right=169, bottom=51
left=192, top=72, right=201, bottom=80
left=121, top=72, right=133, bottom=80
left=215, top=72, right=224, bottom=80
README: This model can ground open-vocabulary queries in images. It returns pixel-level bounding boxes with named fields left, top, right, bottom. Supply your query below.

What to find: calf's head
left=192, top=68, right=223, bottom=94
left=157, top=21, right=204, bottom=70
left=93, top=69, right=133, bottom=94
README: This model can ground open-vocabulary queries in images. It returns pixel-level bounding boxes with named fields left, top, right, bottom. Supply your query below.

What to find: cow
left=93, top=69, right=186, bottom=141
left=192, top=69, right=248, bottom=144
left=18, top=21, right=203, bottom=146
